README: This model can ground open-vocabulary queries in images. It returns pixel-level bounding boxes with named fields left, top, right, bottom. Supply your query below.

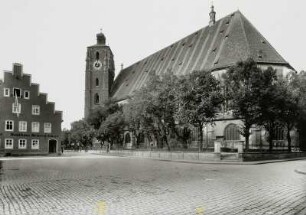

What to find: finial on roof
left=121, top=63, right=124, bottom=70
left=96, top=29, right=106, bottom=45
left=209, top=3, right=216, bottom=27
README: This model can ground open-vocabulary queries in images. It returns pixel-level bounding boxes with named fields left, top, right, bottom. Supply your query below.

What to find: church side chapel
left=84, top=6, right=300, bottom=153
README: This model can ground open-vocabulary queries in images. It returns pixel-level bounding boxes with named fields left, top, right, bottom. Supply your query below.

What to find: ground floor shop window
left=19, top=139, right=27, bottom=149
left=32, top=139, right=39, bottom=149
left=5, top=139, right=13, bottom=149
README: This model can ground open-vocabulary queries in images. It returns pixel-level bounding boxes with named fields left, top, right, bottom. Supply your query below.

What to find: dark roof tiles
left=111, top=10, right=290, bottom=101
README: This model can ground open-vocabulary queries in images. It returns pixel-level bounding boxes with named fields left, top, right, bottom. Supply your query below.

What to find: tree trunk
left=268, top=129, right=274, bottom=152
left=199, top=124, right=203, bottom=152
left=244, top=126, right=250, bottom=151
left=164, top=135, right=171, bottom=151
left=287, top=125, right=292, bottom=152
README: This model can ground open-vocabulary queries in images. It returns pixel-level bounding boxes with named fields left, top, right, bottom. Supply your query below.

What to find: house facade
left=0, top=63, right=62, bottom=156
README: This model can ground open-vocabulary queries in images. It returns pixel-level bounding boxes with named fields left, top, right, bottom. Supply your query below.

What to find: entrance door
left=49, top=139, right=57, bottom=153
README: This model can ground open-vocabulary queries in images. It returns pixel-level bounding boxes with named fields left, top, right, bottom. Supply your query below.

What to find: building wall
left=122, top=64, right=297, bottom=150
left=0, top=64, right=62, bottom=155
left=84, top=43, right=115, bottom=119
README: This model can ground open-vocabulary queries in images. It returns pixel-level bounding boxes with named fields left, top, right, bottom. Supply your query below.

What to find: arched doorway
left=49, top=139, right=57, bottom=153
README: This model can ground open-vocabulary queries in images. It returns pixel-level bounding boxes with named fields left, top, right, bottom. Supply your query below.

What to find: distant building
left=85, top=8, right=298, bottom=150
left=0, top=63, right=62, bottom=156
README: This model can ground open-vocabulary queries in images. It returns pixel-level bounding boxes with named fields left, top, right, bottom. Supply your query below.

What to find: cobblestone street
left=0, top=154, right=305, bottom=215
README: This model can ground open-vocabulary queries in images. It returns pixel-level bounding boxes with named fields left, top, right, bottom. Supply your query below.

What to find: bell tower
left=84, top=31, right=115, bottom=119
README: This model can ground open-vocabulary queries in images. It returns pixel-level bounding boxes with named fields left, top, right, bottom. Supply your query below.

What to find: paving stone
left=0, top=155, right=305, bottom=214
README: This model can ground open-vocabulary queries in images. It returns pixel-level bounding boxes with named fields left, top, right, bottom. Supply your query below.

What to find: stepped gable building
left=86, top=8, right=296, bottom=149
left=0, top=63, right=62, bottom=156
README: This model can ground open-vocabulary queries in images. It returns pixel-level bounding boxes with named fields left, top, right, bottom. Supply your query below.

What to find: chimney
left=13, top=63, right=23, bottom=78
left=209, top=5, right=216, bottom=27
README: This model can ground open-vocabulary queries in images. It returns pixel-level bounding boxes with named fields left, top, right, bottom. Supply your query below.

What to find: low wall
left=242, top=152, right=306, bottom=161
left=101, top=150, right=306, bottom=162
left=106, top=150, right=221, bottom=162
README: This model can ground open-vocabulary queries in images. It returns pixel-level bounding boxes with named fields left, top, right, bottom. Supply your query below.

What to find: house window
left=224, top=124, right=240, bottom=141
left=19, top=121, right=27, bottom=132
left=32, top=105, right=40, bottom=115
left=12, top=103, right=21, bottom=114
left=32, top=122, right=40, bottom=133
left=13, top=88, right=21, bottom=98
left=31, top=139, right=39, bottom=149
left=24, top=91, right=30, bottom=99
left=44, top=123, right=52, bottom=133
left=5, top=139, right=13, bottom=149
left=19, top=139, right=27, bottom=149
left=4, top=88, right=10, bottom=97
left=5, top=120, right=14, bottom=131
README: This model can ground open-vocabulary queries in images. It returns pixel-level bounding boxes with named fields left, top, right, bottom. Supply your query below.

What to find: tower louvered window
left=94, top=93, right=99, bottom=104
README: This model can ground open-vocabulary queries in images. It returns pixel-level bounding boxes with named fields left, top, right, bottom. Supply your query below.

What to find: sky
left=0, top=0, right=305, bottom=129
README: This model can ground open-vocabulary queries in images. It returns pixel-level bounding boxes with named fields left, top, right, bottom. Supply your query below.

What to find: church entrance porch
left=49, top=139, right=57, bottom=154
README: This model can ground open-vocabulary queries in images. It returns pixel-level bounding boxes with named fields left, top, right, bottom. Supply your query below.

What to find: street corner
left=295, top=167, right=306, bottom=175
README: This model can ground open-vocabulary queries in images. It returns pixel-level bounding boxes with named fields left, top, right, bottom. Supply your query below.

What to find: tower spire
left=209, top=3, right=216, bottom=27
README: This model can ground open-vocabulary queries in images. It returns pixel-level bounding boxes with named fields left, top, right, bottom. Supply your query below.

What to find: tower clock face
left=93, top=60, right=102, bottom=70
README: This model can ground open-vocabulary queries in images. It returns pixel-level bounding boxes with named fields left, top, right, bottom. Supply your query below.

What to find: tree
left=176, top=70, right=223, bottom=152
left=289, top=71, right=306, bottom=151
left=87, top=99, right=122, bottom=148
left=60, top=129, right=71, bottom=149
left=276, top=73, right=300, bottom=152
left=256, top=67, right=296, bottom=152
left=223, top=59, right=266, bottom=151
left=70, top=120, right=95, bottom=149
left=123, top=95, right=145, bottom=148
left=87, top=99, right=121, bottom=129
left=97, top=111, right=125, bottom=148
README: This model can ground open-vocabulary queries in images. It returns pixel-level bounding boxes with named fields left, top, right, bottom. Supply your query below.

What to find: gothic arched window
left=273, top=126, right=284, bottom=141
left=224, top=124, right=240, bottom=141
left=96, top=52, right=99, bottom=60
left=94, top=93, right=99, bottom=104
left=96, top=78, right=99, bottom=86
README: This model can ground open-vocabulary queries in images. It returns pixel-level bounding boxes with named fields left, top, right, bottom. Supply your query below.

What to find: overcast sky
left=0, top=0, right=305, bottom=129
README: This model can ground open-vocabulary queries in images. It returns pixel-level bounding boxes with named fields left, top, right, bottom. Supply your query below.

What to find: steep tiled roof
left=111, top=10, right=290, bottom=101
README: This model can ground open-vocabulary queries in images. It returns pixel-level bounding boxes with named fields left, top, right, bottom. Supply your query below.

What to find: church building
left=85, top=7, right=296, bottom=150
left=0, top=63, right=62, bottom=156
